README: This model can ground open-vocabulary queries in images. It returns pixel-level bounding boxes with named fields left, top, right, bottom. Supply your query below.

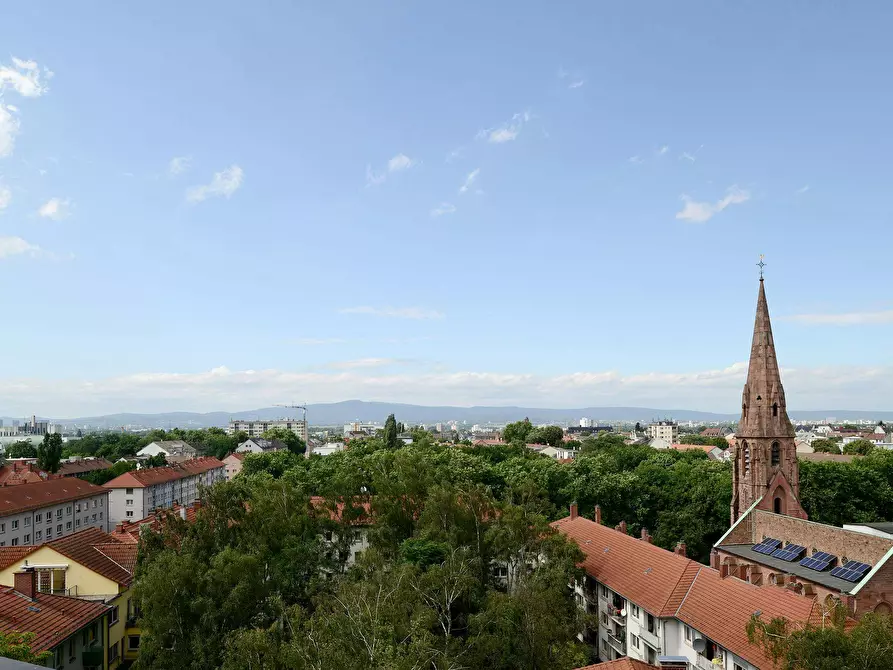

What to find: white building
left=228, top=418, right=308, bottom=443
left=580, top=417, right=593, bottom=428
left=103, top=456, right=225, bottom=525
left=312, top=442, right=345, bottom=457
left=0, top=479, right=109, bottom=547
left=647, top=421, right=679, bottom=445
left=136, top=440, right=198, bottom=461
left=236, top=438, right=285, bottom=453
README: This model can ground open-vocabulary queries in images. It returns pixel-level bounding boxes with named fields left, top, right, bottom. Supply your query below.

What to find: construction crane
left=275, top=403, right=309, bottom=458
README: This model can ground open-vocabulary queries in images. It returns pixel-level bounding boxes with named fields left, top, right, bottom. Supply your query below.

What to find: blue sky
left=1, top=2, right=892, bottom=416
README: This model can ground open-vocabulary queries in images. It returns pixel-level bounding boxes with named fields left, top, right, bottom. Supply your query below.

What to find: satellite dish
left=692, top=636, right=706, bottom=653
left=620, top=608, right=627, bottom=617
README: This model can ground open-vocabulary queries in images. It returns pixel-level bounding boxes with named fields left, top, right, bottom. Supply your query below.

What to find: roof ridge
left=663, top=560, right=701, bottom=613
left=91, top=545, right=134, bottom=576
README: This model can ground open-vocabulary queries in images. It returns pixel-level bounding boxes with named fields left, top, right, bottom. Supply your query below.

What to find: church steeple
left=731, top=276, right=807, bottom=523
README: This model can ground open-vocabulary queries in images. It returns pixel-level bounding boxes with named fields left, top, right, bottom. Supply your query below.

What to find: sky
left=1, top=2, right=892, bottom=417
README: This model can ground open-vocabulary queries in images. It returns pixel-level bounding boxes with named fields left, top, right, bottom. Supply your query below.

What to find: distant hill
left=3, top=401, right=892, bottom=429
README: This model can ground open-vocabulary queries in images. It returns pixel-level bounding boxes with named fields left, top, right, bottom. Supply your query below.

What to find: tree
left=260, top=427, right=307, bottom=457
left=82, top=459, right=136, bottom=486
left=37, top=433, right=63, bottom=473
left=809, top=438, right=840, bottom=454
left=383, top=414, right=399, bottom=450
left=4, top=440, right=37, bottom=458
left=635, top=422, right=643, bottom=432
left=0, top=631, right=52, bottom=663
left=146, top=453, right=168, bottom=468
left=843, top=439, right=875, bottom=456
left=503, top=418, right=534, bottom=444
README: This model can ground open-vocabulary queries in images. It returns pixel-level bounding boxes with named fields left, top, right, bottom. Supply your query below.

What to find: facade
left=236, top=438, right=284, bottom=453
left=312, top=442, right=345, bottom=456
left=0, top=569, right=110, bottom=670
left=0, top=479, right=109, bottom=547
left=0, top=527, right=138, bottom=669
left=228, top=418, right=308, bottom=443
left=223, top=452, right=246, bottom=480
left=647, top=421, right=678, bottom=445
left=103, top=456, right=225, bottom=525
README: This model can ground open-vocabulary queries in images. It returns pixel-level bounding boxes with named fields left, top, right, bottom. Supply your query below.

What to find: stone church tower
left=731, top=277, right=807, bottom=524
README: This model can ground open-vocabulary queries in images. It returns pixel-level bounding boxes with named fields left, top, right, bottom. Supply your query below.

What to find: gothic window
left=742, top=441, right=750, bottom=475
left=771, top=441, right=780, bottom=466
left=774, top=497, right=783, bottom=514
left=742, top=403, right=747, bottom=419
left=772, top=403, right=778, bottom=417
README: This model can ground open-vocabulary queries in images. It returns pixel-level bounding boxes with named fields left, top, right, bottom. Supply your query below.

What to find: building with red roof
left=104, top=456, right=224, bottom=526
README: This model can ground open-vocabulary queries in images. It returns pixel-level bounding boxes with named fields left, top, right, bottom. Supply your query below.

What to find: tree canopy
left=37, top=433, right=63, bottom=473
left=810, top=438, right=841, bottom=454
left=0, top=631, right=51, bottom=663
left=3, top=440, right=37, bottom=458
left=260, top=427, right=307, bottom=457
left=842, top=439, right=875, bottom=456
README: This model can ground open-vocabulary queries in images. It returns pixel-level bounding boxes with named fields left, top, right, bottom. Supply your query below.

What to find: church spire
left=731, top=271, right=807, bottom=523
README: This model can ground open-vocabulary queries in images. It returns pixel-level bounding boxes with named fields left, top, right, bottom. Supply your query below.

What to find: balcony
left=695, top=654, right=723, bottom=670
left=639, top=625, right=660, bottom=651
left=607, top=632, right=626, bottom=655
left=82, top=647, right=103, bottom=668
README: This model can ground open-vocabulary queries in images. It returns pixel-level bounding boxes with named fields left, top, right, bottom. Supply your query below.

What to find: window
left=630, top=634, right=640, bottom=649
left=0, top=542, right=5, bottom=547
left=109, top=605, right=120, bottom=624
left=771, top=441, right=780, bottom=466
left=128, top=635, right=141, bottom=650
left=55, top=648, right=64, bottom=668
left=35, top=530, right=42, bottom=540
left=774, top=497, right=783, bottom=514
left=99, top=512, right=103, bottom=520
left=630, top=604, right=640, bottom=619
left=599, top=584, right=608, bottom=599
left=24, top=517, right=30, bottom=527
left=11, top=538, right=18, bottom=546
left=46, top=528, right=52, bottom=539
left=126, top=511, right=134, bottom=518
left=38, top=569, right=65, bottom=594
left=66, top=505, right=72, bottom=515
left=601, top=613, right=608, bottom=626
left=66, top=522, right=72, bottom=531
left=46, top=515, right=51, bottom=524
left=0, top=523, right=5, bottom=533
left=76, top=519, right=81, bottom=528
left=57, top=524, right=62, bottom=534
left=56, top=509, right=62, bottom=519
left=100, top=498, right=103, bottom=507
left=109, top=641, right=120, bottom=662
left=126, top=499, right=133, bottom=506
left=11, top=520, right=18, bottom=530
left=35, top=513, right=42, bottom=523
left=69, top=637, right=75, bottom=662
left=93, top=500, right=98, bottom=508
left=23, top=534, right=30, bottom=544
left=126, top=488, right=134, bottom=495
left=92, top=514, right=97, bottom=522
left=685, top=625, right=692, bottom=642
left=76, top=503, right=81, bottom=513
left=742, top=441, right=750, bottom=475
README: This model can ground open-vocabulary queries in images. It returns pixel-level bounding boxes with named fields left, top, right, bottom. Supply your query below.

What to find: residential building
left=312, top=442, right=345, bottom=456
left=228, top=418, right=308, bottom=443
left=0, top=568, right=110, bottom=670
left=236, top=438, right=285, bottom=453
left=0, top=479, right=109, bottom=547
left=669, top=443, right=727, bottom=461
left=136, top=440, right=198, bottom=463
left=579, top=417, right=593, bottom=428
left=103, top=456, right=225, bottom=525
left=566, top=425, right=613, bottom=437
left=56, top=458, right=114, bottom=478
left=0, top=527, right=138, bottom=669
left=647, top=421, right=678, bottom=445
left=223, top=452, right=246, bottom=480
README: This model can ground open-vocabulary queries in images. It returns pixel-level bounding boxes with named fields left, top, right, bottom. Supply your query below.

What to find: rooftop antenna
left=757, top=254, right=766, bottom=280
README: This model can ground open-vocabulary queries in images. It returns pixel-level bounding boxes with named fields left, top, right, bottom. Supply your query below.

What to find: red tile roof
left=556, top=514, right=836, bottom=670
left=103, top=456, right=224, bottom=489
left=575, top=660, right=654, bottom=670
left=109, top=502, right=200, bottom=542
left=0, top=479, right=107, bottom=516
left=0, top=462, right=49, bottom=486
left=56, top=458, right=113, bottom=477
left=553, top=514, right=700, bottom=617
left=670, top=444, right=718, bottom=454
left=0, top=585, right=108, bottom=652
left=0, top=547, right=36, bottom=572
left=310, top=496, right=372, bottom=525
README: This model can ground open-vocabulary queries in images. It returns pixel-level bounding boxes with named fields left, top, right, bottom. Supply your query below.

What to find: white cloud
left=675, top=185, right=750, bottom=223
left=0, top=236, right=40, bottom=259
left=339, top=306, right=445, bottom=320
left=0, top=183, right=11, bottom=211
left=186, top=165, right=244, bottom=203
left=4, top=361, right=892, bottom=416
left=479, top=111, right=532, bottom=144
left=657, top=145, right=669, bottom=156
left=458, top=168, right=480, bottom=194
left=0, top=104, right=21, bottom=158
left=628, top=155, right=643, bottom=165
left=326, top=358, right=400, bottom=370
left=568, top=80, right=585, bottom=89
left=785, top=310, right=893, bottom=326
left=366, top=153, right=417, bottom=186
left=679, top=152, right=696, bottom=162
left=37, top=197, right=72, bottom=220
left=365, top=164, right=386, bottom=187
left=430, top=202, right=456, bottom=217
left=387, top=153, right=415, bottom=172
left=168, top=155, right=191, bottom=176
left=0, top=57, right=52, bottom=97
left=796, top=185, right=810, bottom=195
left=446, top=147, right=464, bottom=162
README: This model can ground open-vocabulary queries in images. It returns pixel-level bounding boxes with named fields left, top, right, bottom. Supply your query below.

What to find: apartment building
left=103, top=456, right=225, bottom=526
left=0, top=527, right=138, bottom=669
left=556, top=505, right=831, bottom=670
left=228, top=418, right=308, bottom=443
left=0, top=568, right=110, bottom=670
left=646, top=421, right=678, bottom=444
left=0, top=478, right=109, bottom=547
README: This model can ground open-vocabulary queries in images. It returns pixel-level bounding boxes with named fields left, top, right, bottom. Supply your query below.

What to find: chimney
left=115, top=522, right=124, bottom=533
left=615, top=520, right=627, bottom=534
left=569, top=502, right=578, bottom=520
left=720, top=564, right=729, bottom=578
left=709, top=549, right=720, bottom=570
left=640, top=528, right=652, bottom=544
left=14, top=569, right=36, bottom=600
left=193, top=500, right=202, bottom=510
left=675, top=542, right=687, bottom=557
left=594, top=505, right=602, bottom=525
left=179, top=506, right=186, bottom=520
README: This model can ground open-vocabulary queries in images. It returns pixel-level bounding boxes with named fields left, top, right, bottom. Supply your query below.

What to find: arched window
left=742, top=403, right=747, bottom=419
left=771, top=441, right=780, bottom=466
left=774, top=497, right=783, bottom=514
left=875, top=602, right=892, bottom=615
left=742, top=441, right=750, bottom=475
left=772, top=402, right=778, bottom=417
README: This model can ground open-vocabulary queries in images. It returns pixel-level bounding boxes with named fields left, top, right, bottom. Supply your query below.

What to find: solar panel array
left=829, top=561, right=871, bottom=583
left=800, top=551, right=836, bottom=571
left=753, top=538, right=782, bottom=555
left=771, top=544, right=806, bottom=562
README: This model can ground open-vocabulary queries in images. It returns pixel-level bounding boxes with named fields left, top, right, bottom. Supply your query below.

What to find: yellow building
left=0, top=527, right=138, bottom=669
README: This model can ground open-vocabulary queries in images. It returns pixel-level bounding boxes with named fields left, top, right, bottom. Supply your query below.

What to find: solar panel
left=800, top=551, right=837, bottom=571
left=753, top=538, right=782, bottom=555
left=829, top=561, right=872, bottom=583
left=771, top=544, right=806, bottom=562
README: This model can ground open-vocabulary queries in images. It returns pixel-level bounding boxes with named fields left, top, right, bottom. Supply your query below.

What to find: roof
left=700, top=428, right=722, bottom=437
left=797, top=452, right=856, bottom=463
left=0, top=585, right=108, bottom=652
left=144, top=440, right=195, bottom=453
left=225, top=452, right=247, bottom=462
left=0, top=528, right=136, bottom=587
left=574, top=660, right=653, bottom=670
left=852, top=521, right=893, bottom=534
left=310, top=496, right=372, bottom=525
left=237, top=438, right=283, bottom=452
left=103, top=456, right=224, bottom=489
left=0, top=479, right=107, bottom=517
left=110, top=502, right=200, bottom=542
left=0, top=463, right=48, bottom=487
left=552, top=514, right=700, bottom=616
left=56, top=458, right=113, bottom=477
left=670, top=443, right=717, bottom=454
left=718, top=543, right=857, bottom=593
left=675, top=565, right=822, bottom=669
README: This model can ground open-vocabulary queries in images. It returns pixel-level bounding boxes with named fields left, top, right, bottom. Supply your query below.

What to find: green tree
left=0, top=631, right=52, bottom=663
left=503, top=418, right=533, bottom=444
left=260, top=427, right=307, bottom=457
left=82, top=459, right=136, bottom=486
left=4, top=440, right=37, bottom=458
left=810, top=438, right=841, bottom=454
left=37, top=433, right=63, bottom=473
left=843, top=439, right=875, bottom=456
left=383, top=413, right=399, bottom=450
left=525, top=425, right=564, bottom=447
left=145, top=453, right=168, bottom=468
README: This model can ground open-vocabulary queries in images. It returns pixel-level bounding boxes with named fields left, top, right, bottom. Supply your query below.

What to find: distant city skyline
left=1, top=3, right=892, bottom=415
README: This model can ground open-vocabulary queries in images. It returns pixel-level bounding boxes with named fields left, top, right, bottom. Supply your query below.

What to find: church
left=711, top=275, right=893, bottom=617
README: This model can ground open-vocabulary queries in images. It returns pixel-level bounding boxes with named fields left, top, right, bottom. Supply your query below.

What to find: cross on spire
left=757, top=254, right=766, bottom=280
